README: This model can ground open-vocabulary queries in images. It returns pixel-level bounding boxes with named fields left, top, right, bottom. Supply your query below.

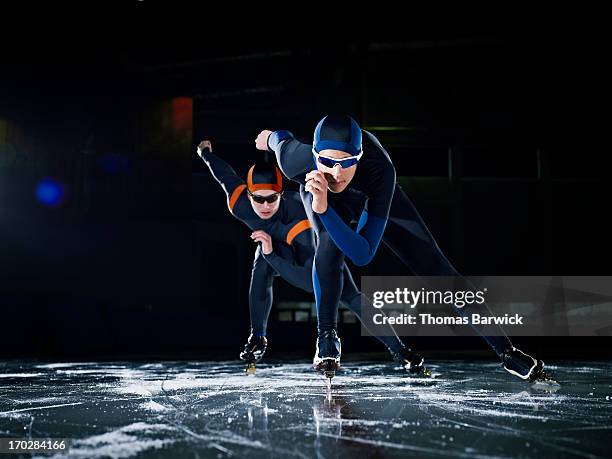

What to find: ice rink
left=0, top=360, right=610, bottom=458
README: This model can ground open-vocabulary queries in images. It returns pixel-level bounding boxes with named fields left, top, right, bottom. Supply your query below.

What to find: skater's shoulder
left=362, top=129, right=383, bottom=148
left=362, top=130, right=394, bottom=167
left=227, top=188, right=254, bottom=220
left=276, top=140, right=313, bottom=182
left=355, top=132, right=395, bottom=188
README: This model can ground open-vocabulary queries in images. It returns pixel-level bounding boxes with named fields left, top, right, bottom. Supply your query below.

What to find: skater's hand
left=251, top=230, right=273, bottom=255
left=255, top=130, right=273, bottom=151
left=197, top=140, right=212, bottom=157
left=305, top=170, right=328, bottom=214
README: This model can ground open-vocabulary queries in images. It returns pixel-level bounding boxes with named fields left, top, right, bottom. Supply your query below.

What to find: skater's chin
left=255, top=207, right=278, bottom=219
left=328, top=181, right=348, bottom=193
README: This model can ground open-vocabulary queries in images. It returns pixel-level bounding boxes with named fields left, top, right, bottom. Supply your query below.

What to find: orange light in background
left=0, top=118, right=30, bottom=164
left=141, top=97, right=193, bottom=160
left=171, top=97, right=193, bottom=133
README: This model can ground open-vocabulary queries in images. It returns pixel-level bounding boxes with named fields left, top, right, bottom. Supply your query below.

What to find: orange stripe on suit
left=228, top=184, right=246, bottom=212
left=286, top=219, right=312, bottom=245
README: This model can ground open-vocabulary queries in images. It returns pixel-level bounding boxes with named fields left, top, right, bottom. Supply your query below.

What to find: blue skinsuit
left=199, top=147, right=406, bottom=353
left=268, top=131, right=513, bottom=357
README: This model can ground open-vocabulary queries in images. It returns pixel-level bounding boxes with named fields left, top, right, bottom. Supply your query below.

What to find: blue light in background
left=35, top=178, right=65, bottom=207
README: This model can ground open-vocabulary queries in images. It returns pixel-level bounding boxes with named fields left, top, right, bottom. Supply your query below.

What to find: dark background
left=0, top=7, right=609, bottom=360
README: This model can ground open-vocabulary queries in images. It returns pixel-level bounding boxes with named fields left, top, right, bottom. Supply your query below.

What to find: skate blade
left=314, top=359, right=339, bottom=378
left=322, top=361, right=335, bottom=392
left=420, top=367, right=433, bottom=378
left=405, top=365, right=435, bottom=378
left=411, top=368, right=440, bottom=386
left=245, top=363, right=256, bottom=375
left=531, top=378, right=561, bottom=391
left=323, top=370, right=335, bottom=380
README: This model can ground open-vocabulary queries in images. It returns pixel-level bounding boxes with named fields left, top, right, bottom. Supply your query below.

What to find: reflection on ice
left=0, top=360, right=610, bottom=458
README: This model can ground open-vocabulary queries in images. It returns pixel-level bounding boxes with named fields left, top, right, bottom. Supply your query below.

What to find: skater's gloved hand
left=197, top=140, right=212, bottom=157
left=251, top=230, right=273, bottom=255
left=305, top=170, right=328, bottom=214
left=255, top=130, right=273, bottom=151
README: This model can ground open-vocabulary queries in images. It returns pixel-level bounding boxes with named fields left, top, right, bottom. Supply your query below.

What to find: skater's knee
left=316, top=233, right=343, bottom=264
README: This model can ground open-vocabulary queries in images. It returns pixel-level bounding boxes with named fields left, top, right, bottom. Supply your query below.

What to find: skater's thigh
left=383, top=184, right=459, bottom=276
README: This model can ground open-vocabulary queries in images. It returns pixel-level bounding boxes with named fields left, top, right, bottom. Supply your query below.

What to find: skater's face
left=315, top=149, right=357, bottom=193
left=248, top=188, right=281, bottom=219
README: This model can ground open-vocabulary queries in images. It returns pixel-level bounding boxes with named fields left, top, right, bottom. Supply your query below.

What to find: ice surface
left=0, top=360, right=610, bottom=458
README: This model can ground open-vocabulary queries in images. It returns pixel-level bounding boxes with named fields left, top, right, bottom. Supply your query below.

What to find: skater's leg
left=301, top=187, right=343, bottom=370
left=383, top=183, right=512, bottom=357
left=384, top=184, right=459, bottom=276
left=313, top=230, right=345, bottom=332
left=300, top=188, right=345, bottom=333
left=311, top=232, right=343, bottom=370
left=240, top=246, right=273, bottom=366
left=339, top=265, right=406, bottom=354
left=248, top=246, right=275, bottom=337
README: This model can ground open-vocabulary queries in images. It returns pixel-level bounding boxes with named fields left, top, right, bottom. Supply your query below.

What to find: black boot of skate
left=501, top=346, right=558, bottom=386
left=313, top=329, right=341, bottom=380
left=240, top=334, right=267, bottom=375
left=391, top=346, right=431, bottom=377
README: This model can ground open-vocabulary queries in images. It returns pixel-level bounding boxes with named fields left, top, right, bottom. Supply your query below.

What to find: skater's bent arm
left=262, top=230, right=314, bottom=292
left=319, top=159, right=395, bottom=266
left=262, top=249, right=314, bottom=292
left=318, top=206, right=388, bottom=266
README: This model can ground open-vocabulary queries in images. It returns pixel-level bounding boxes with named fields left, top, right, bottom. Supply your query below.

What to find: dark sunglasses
left=248, top=191, right=283, bottom=204
left=312, top=149, right=363, bottom=169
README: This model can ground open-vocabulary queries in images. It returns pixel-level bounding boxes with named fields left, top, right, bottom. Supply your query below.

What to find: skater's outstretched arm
left=197, top=140, right=245, bottom=208
left=263, top=251, right=314, bottom=293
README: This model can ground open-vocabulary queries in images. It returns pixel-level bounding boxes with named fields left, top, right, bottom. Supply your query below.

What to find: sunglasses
left=312, top=149, right=363, bottom=169
left=248, top=190, right=283, bottom=204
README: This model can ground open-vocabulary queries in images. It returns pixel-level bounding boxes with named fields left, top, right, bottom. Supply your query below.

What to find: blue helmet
left=313, top=115, right=362, bottom=156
